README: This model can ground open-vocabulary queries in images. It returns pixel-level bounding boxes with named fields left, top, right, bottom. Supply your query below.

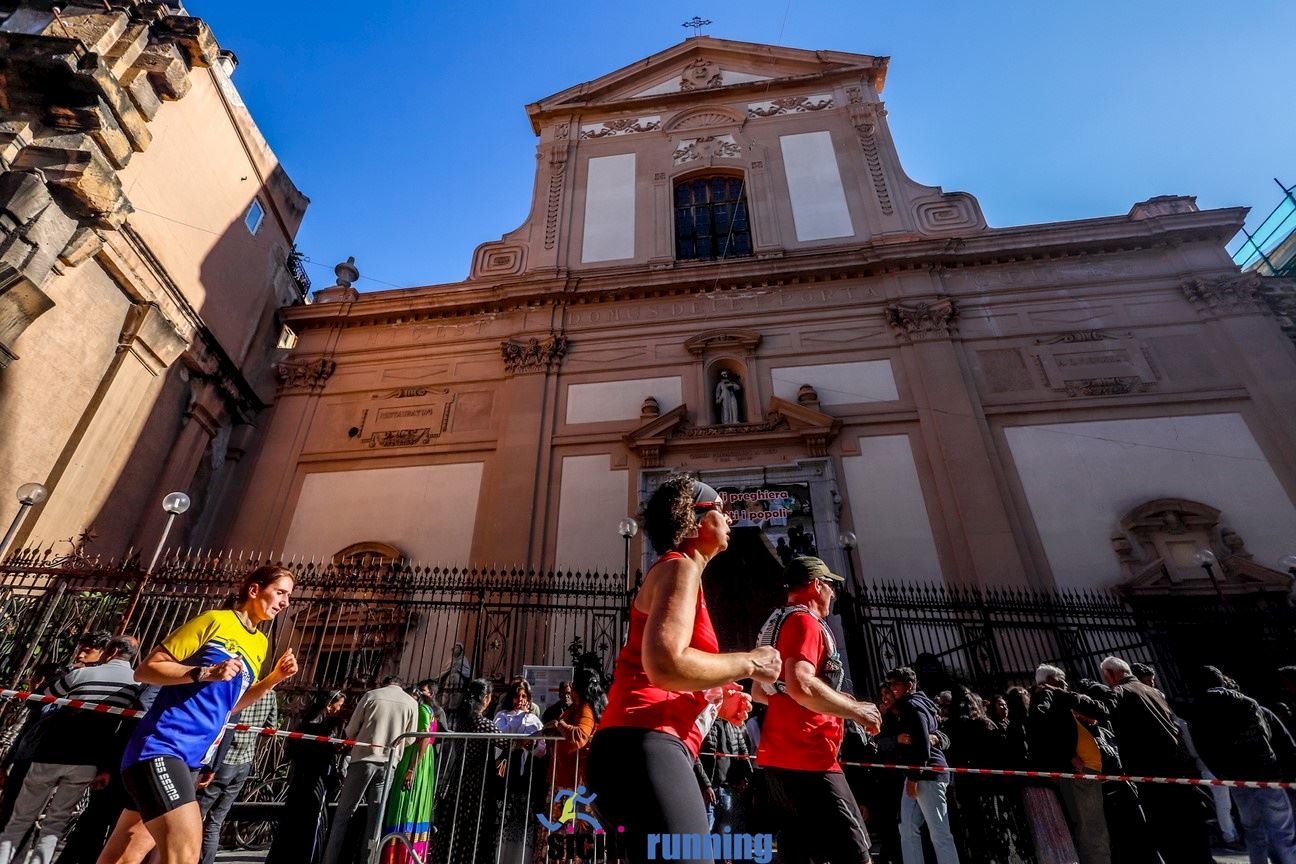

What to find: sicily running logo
left=535, top=786, right=621, bottom=834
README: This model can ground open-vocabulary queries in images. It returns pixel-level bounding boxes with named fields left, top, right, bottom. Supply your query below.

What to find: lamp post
left=0, top=483, right=49, bottom=563
left=618, top=517, right=639, bottom=587
left=839, top=531, right=858, bottom=589
left=121, top=492, right=192, bottom=636
left=147, top=492, right=191, bottom=574
left=1195, top=548, right=1226, bottom=606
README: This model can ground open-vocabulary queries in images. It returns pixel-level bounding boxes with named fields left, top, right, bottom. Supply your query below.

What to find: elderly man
left=1028, top=664, right=1111, bottom=864
left=1098, top=657, right=1215, bottom=864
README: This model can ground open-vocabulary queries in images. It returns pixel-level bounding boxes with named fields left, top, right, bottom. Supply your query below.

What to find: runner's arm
left=641, top=559, right=779, bottom=691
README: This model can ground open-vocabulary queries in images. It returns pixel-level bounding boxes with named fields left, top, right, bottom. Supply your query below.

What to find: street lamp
left=618, top=517, right=639, bottom=584
left=147, top=492, right=191, bottom=574
left=839, top=531, right=858, bottom=588
left=0, top=483, right=49, bottom=562
left=1195, top=548, right=1226, bottom=605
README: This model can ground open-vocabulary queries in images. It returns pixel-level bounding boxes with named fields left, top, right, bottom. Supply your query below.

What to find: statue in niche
left=714, top=370, right=743, bottom=424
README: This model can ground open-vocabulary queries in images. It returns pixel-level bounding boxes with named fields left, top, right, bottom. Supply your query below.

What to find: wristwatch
left=190, top=666, right=204, bottom=684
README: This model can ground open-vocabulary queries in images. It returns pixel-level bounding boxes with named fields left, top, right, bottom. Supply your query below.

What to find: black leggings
left=587, top=727, right=713, bottom=864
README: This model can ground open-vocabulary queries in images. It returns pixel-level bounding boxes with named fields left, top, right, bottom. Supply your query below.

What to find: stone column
left=22, top=302, right=187, bottom=546
left=470, top=333, right=568, bottom=569
left=884, top=295, right=1034, bottom=587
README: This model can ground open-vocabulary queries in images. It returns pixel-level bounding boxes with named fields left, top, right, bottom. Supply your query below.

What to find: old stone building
left=225, top=37, right=1296, bottom=595
left=0, top=2, right=308, bottom=555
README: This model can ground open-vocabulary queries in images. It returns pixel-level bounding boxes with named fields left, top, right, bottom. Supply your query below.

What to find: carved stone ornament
left=579, top=117, right=662, bottom=139
left=679, top=58, right=723, bottom=91
left=673, top=135, right=743, bottom=166
left=746, top=95, right=834, bottom=118
left=1061, top=376, right=1150, bottom=398
left=883, top=298, right=958, bottom=342
left=500, top=333, right=569, bottom=375
left=1181, top=273, right=1269, bottom=315
left=353, top=386, right=454, bottom=449
left=274, top=358, right=336, bottom=393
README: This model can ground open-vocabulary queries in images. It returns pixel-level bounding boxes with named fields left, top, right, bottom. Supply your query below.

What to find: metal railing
left=368, top=729, right=572, bottom=864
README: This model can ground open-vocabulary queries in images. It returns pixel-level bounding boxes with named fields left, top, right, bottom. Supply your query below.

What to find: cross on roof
left=682, top=17, right=713, bottom=37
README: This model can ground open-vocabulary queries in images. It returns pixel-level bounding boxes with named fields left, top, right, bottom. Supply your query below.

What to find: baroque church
left=225, top=37, right=1296, bottom=596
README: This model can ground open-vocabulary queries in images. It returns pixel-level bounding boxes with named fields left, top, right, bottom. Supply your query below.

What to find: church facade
left=225, top=37, right=1296, bottom=593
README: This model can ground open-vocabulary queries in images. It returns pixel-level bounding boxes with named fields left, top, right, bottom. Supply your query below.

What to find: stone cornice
left=282, top=206, right=1247, bottom=332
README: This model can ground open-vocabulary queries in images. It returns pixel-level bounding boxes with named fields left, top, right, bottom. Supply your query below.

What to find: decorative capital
left=500, top=333, right=569, bottom=375
left=883, top=297, right=958, bottom=342
left=274, top=357, right=336, bottom=393
left=1181, top=274, right=1269, bottom=316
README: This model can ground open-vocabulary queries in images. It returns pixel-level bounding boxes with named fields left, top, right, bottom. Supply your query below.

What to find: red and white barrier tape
left=6, top=689, right=1287, bottom=790
left=0, top=688, right=367, bottom=749
left=697, top=750, right=1295, bottom=790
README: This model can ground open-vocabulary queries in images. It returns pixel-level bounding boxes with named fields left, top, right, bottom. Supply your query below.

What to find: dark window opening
left=674, top=176, right=752, bottom=261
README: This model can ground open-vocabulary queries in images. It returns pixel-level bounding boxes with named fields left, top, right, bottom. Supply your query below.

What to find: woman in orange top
left=547, top=668, right=604, bottom=791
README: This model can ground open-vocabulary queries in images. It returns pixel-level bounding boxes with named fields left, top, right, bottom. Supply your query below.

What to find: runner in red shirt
left=588, top=475, right=781, bottom=864
left=756, top=556, right=882, bottom=864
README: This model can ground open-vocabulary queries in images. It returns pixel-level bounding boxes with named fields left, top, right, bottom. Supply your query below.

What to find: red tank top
left=600, top=551, right=721, bottom=757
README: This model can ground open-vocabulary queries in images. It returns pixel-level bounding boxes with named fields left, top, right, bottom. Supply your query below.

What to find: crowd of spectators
left=4, top=630, right=1296, bottom=864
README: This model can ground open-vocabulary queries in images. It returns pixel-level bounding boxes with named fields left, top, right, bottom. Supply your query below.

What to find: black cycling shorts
left=122, top=756, right=198, bottom=822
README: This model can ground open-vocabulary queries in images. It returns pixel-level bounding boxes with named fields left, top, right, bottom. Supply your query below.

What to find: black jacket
left=1192, top=687, right=1296, bottom=781
left=893, top=692, right=948, bottom=781
left=1097, top=676, right=1193, bottom=775
left=1027, top=685, right=1109, bottom=773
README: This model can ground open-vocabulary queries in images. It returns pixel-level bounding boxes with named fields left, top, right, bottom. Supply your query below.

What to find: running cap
left=784, top=556, right=845, bottom=589
left=692, top=481, right=723, bottom=511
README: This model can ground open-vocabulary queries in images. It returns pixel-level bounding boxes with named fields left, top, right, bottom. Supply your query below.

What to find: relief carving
left=679, top=58, right=722, bottom=90
left=883, top=297, right=958, bottom=342
left=274, top=358, right=336, bottom=393
left=500, top=333, right=569, bottom=374
left=849, top=102, right=892, bottom=215
left=1181, top=273, right=1269, bottom=315
left=579, top=117, right=662, bottom=139
left=672, top=135, right=742, bottom=165
left=354, top=387, right=455, bottom=448
left=746, top=95, right=834, bottom=117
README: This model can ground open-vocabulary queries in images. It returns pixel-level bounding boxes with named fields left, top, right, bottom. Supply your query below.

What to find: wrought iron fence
left=839, top=581, right=1296, bottom=701
left=0, top=547, right=633, bottom=701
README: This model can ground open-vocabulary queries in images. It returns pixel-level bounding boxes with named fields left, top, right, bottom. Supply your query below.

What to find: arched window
left=674, top=175, right=752, bottom=261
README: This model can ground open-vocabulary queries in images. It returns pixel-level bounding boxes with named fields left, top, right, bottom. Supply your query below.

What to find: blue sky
left=189, top=1, right=1296, bottom=292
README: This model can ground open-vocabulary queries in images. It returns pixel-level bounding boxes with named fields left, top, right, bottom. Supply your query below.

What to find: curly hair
left=643, top=474, right=699, bottom=554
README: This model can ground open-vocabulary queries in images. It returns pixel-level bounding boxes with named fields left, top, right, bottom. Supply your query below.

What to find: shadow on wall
left=85, top=163, right=302, bottom=558
left=702, top=526, right=787, bottom=652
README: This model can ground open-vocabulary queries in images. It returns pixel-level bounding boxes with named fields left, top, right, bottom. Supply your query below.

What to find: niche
left=707, top=358, right=748, bottom=425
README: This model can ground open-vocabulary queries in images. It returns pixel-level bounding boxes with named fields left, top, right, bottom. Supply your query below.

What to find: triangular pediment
left=623, top=397, right=841, bottom=467
left=528, top=36, right=887, bottom=125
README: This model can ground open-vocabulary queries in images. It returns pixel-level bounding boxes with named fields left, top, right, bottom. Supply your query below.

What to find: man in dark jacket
left=1099, top=657, right=1215, bottom=864
left=0, top=636, right=144, bottom=864
left=1191, top=666, right=1296, bottom=864
left=1028, top=664, right=1111, bottom=864
left=886, top=666, right=959, bottom=864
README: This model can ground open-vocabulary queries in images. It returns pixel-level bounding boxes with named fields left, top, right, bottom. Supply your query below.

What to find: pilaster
left=884, top=295, right=1034, bottom=587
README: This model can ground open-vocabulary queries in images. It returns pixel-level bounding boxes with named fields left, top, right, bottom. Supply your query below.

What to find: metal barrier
left=367, top=729, right=574, bottom=864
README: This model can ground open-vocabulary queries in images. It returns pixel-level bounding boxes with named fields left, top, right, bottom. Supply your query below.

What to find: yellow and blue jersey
left=122, top=610, right=268, bottom=770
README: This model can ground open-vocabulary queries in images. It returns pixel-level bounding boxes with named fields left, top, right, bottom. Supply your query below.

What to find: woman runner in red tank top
left=587, top=475, right=782, bottom=864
